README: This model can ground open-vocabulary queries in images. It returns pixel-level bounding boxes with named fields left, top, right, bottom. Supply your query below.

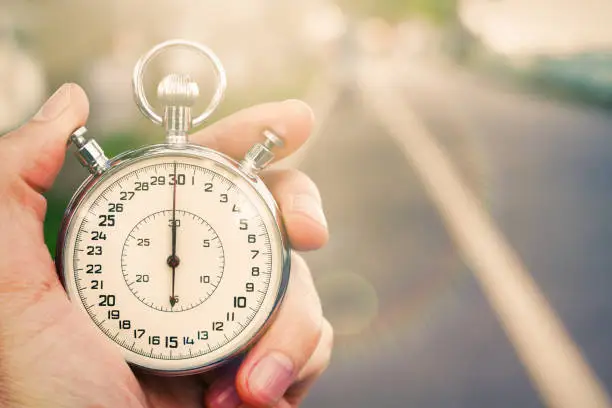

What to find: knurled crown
left=157, top=74, right=199, bottom=106
left=157, top=74, right=200, bottom=143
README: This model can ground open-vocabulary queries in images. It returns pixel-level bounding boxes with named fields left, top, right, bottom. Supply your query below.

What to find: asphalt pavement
left=298, top=59, right=612, bottom=408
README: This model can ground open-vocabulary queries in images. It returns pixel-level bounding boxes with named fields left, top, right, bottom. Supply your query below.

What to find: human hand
left=0, top=84, right=332, bottom=408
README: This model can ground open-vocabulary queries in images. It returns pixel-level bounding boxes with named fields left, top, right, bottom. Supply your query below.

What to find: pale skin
left=0, top=84, right=332, bottom=408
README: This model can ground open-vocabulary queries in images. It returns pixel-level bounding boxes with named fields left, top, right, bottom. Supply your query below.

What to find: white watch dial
left=61, top=153, right=285, bottom=373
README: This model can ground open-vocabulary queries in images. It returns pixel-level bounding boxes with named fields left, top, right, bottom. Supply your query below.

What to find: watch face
left=59, top=149, right=288, bottom=374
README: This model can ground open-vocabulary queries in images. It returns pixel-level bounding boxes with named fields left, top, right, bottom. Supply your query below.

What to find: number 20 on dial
left=56, top=40, right=290, bottom=374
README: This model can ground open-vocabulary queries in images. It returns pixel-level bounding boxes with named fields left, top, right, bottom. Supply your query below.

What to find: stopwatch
left=56, top=40, right=290, bottom=375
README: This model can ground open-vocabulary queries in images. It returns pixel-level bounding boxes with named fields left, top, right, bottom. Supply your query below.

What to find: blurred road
left=298, top=58, right=612, bottom=407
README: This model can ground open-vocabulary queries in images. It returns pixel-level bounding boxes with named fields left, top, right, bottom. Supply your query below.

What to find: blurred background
left=3, top=0, right=612, bottom=406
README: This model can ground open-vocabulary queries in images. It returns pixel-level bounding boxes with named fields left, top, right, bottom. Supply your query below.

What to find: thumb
left=1, top=83, right=89, bottom=192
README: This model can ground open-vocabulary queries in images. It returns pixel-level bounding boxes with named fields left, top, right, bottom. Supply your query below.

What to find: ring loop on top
left=132, top=39, right=227, bottom=128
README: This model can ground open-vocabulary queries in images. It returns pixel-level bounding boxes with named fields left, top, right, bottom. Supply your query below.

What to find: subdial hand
left=167, top=162, right=180, bottom=307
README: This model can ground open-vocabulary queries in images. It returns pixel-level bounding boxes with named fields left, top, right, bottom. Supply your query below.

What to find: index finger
left=190, top=99, right=314, bottom=162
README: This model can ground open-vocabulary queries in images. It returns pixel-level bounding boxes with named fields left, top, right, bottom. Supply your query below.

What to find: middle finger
left=262, top=168, right=328, bottom=252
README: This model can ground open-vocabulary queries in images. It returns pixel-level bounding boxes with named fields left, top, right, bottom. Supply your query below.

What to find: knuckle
left=288, top=169, right=320, bottom=200
left=306, top=322, right=324, bottom=359
left=7, top=179, right=48, bottom=219
left=276, top=253, right=323, bottom=357
left=321, top=318, right=334, bottom=355
left=264, top=168, right=321, bottom=202
left=289, top=253, right=322, bottom=323
left=0, top=134, right=47, bottom=218
left=296, top=319, right=334, bottom=383
left=315, top=319, right=334, bottom=374
left=300, top=305, right=324, bottom=357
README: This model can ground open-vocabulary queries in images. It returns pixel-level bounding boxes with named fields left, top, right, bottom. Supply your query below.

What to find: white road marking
left=359, top=59, right=611, bottom=408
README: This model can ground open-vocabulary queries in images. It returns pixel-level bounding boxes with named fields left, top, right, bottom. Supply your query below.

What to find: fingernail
left=290, top=194, right=328, bottom=229
left=34, top=84, right=72, bottom=122
left=247, top=352, right=294, bottom=405
left=207, top=378, right=242, bottom=408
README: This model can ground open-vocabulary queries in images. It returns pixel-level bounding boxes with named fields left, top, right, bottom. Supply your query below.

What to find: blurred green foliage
left=44, top=192, right=68, bottom=257
left=339, top=0, right=457, bottom=24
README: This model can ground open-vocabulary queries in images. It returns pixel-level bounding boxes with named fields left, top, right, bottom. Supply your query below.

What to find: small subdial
left=121, top=210, right=224, bottom=312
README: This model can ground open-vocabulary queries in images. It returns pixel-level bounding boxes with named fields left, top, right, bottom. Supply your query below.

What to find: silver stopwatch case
left=55, top=40, right=291, bottom=375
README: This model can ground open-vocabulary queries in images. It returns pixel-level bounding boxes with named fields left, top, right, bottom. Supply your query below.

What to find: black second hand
left=169, top=162, right=178, bottom=307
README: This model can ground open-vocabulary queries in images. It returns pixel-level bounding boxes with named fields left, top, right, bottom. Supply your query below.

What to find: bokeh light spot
left=316, top=271, right=379, bottom=337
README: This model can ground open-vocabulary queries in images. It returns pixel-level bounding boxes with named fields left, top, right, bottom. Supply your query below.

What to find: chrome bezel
left=55, top=143, right=291, bottom=376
